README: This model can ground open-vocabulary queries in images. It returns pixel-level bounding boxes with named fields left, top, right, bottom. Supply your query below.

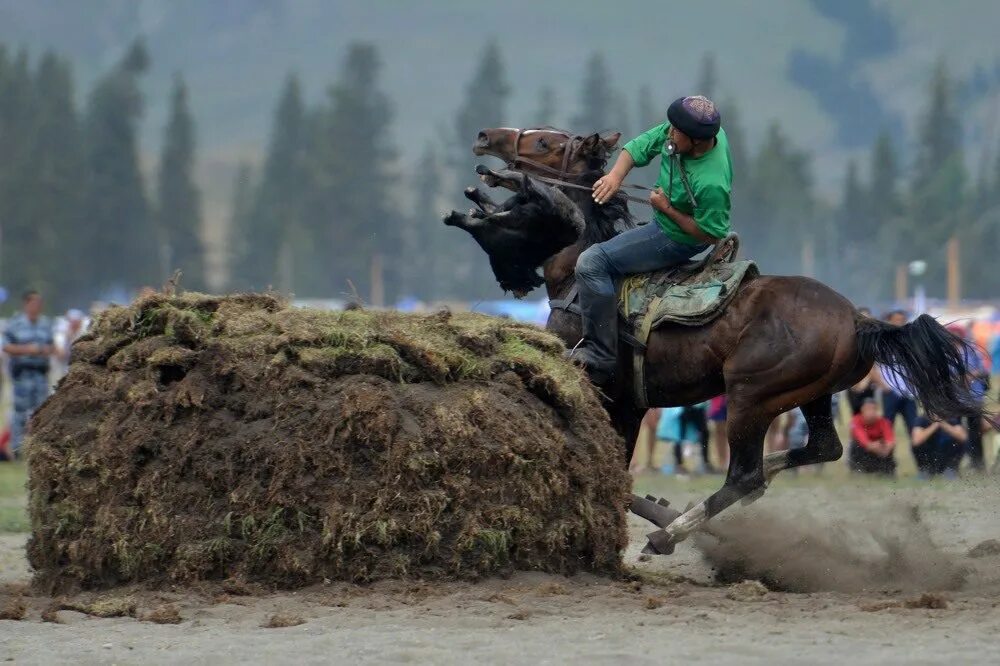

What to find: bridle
left=502, top=127, right=656, bottom=207
left=505, top=128, right=585, bottom=182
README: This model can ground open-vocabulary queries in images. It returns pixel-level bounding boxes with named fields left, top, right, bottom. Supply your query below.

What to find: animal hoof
left=629, top=494, right=682, bottom=529
left=442, top=211, right=465, bottom=227
left=643, top=529, right=677, bottom=555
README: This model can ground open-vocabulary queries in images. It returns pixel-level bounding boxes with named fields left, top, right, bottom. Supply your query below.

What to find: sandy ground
left=2, top=475, right=1000, bottom=665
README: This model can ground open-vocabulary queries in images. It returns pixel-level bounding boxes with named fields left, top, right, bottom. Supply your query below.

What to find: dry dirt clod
left=60, top=595, right=136, bottom=618
left=142, top=605, right=183, bottom=624
left=221, top=579, right=253, bottom=596
left=262, top=613, right=305, bottom=628
left=505, top=608, right=532, bottom=620
left=726, top=580, right=769, bottom=602
left=904, top=593, right=949, bottom=610
left=40, top=604, right=63, bottom=623
left=644, top=596, right=664, bottom=610
left=537, top=582, right=568, bottom=596
left=0, top=598, right=27, bottom=620
left=483, top=593, right=517, bottom=606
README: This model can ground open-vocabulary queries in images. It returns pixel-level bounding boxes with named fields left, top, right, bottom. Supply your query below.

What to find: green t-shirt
left=623, top=124, right=732, bottom=245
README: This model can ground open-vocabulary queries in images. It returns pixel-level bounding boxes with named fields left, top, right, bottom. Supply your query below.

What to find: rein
left=506, top=169, right=653, bottom=207
left=503, top=128, right=696, bottom=209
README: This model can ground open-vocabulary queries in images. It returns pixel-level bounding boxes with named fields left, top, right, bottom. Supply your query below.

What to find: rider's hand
left=592, top=174, right=623, bottom=205
left=649, top=186, right=670, bottom=213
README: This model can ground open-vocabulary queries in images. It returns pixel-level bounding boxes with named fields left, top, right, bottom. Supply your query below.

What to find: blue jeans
left=12, top=371, right=50, bottom=454
left=576, top=223, right=709, bottom=297
left=881, top=391, right=917, bottom=439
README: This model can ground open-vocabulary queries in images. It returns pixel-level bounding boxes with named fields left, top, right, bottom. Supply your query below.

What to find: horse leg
left=464, top=187, right=501, bottom=216
left=609, top=403, right=646, bottom=470
left=643, top=407, right=770, bottom=554
left=762, top=394, right=843, bottom=484
left=443, top=208, right=520, bottom=230
left=475, top=165, right=529, bottom=191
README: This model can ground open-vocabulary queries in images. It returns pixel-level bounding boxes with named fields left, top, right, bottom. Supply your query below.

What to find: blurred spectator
left=782, top=408, right=808, bottom=464
left=630, top=408, right=661, bottom=474
left=947, top=323, right=989, bottom=471
left=708, top=395, right=728, bottom=469
left=912, top=414, right=967, bottom=479
left=656, top=406, right=685, bottom=474
left=53, top=308, right=88, bottom=381
left=656, top=406, right=708, bottom=476
left=847, top=367, right=878, bottom=415
left=848, top=398, right=896, bottom=476
left=679, top=402, right=718, bottom=473
left=2, top=290, right=55, bottom=457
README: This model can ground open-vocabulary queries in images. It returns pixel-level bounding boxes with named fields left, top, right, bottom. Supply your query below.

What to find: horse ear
left=580, top=133, right=602, bottom=153
left=602, top=132, right=622, bottom=149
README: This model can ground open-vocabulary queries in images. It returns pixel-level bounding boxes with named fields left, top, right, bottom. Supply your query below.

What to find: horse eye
left=536, top=138, right=547, bottom=150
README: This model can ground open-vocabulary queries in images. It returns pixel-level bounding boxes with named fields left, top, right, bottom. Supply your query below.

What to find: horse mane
left=562, top=169, right=636, bottom=246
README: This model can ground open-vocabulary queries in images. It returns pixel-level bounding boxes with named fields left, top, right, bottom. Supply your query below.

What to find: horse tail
left=855, top=314, right=994, bottom=425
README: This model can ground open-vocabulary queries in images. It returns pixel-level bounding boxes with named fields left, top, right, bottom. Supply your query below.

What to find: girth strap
left=548, top=283, right=581, bottom=315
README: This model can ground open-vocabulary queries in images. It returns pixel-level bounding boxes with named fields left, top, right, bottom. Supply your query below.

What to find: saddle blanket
left=620, top=259, right=758, bottom=330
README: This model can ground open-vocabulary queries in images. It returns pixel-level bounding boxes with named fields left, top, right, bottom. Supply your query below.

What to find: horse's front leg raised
left=639, top=406, right=771, bottom=555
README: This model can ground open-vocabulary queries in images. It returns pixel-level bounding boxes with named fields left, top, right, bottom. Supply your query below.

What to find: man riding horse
left=445, top=108, right=994, bottom=556
left=572, top=95, right=731, bottom=385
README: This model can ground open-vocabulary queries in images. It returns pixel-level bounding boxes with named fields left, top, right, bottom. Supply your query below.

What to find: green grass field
left=0, top=461, right=28, bottom=533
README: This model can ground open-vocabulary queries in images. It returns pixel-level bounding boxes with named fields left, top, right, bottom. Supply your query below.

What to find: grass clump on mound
left=27, top=292, right=630, bottom=593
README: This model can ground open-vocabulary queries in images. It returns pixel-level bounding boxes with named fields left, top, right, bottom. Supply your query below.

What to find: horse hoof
left=629, top=494, right=682, bottom=529
left=442, top=211, right=465, bottom=227
left=643, top=529, right=677, bottom=555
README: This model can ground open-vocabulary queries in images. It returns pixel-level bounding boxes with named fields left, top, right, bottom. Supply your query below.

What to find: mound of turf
left=26, top=292, right=629, bottom=593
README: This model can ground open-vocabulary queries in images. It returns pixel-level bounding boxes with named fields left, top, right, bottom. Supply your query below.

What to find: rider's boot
left=565, top=287, right=617, bottom=386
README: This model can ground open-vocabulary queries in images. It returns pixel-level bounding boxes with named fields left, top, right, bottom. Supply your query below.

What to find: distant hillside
left=3, top=0, right=1000, bottom=286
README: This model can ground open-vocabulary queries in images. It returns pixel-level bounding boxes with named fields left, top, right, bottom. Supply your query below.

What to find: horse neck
left=543, top=242, right=584, bottom=301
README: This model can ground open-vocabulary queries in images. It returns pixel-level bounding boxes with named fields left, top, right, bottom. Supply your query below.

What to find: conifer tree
left=697, top=52, right=718, bottom=99
left=234, top=74, right=305, bottom=291
left=907, top=59, right=967, bottom=294
left=225, top=162, right=254, bottom=291
left=156, top=75, right=205, bottom=290
left=80, top=40, right=157, bottom=297
left=572, top=52, right=614, bottom=132
left=307, top=44, right=395, bottom=300
left=399, top=144, right=443, bottom=299
left=0, top=49, right=37, bottom=296
left=454, top=41, right=510, bottom=190
left=636, top=85, right=661, bottom=132
left=535, top=86, right=557, bottom=127
left=741, top=122, right=816, bottom=276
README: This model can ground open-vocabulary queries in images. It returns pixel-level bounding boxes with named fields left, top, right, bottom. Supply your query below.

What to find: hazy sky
left=3, top=0, right=1000, bottom=202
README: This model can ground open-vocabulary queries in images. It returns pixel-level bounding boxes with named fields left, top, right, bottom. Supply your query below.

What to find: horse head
left=474, top=127, right=621, bottom=180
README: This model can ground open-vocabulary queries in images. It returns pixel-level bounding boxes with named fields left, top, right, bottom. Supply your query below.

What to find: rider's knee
left=575, top=245, right=608, bottom=279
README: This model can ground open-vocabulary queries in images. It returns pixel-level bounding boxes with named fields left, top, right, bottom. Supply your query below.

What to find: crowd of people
left=0, top=290, right=87, bottom=461
left=633, top=309, right=996, bottom=479
left=0, top=294, right=995, bottom=478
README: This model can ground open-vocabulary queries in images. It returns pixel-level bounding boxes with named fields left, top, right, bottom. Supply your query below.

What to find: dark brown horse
left=446, top=126, right=993, bottom=554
